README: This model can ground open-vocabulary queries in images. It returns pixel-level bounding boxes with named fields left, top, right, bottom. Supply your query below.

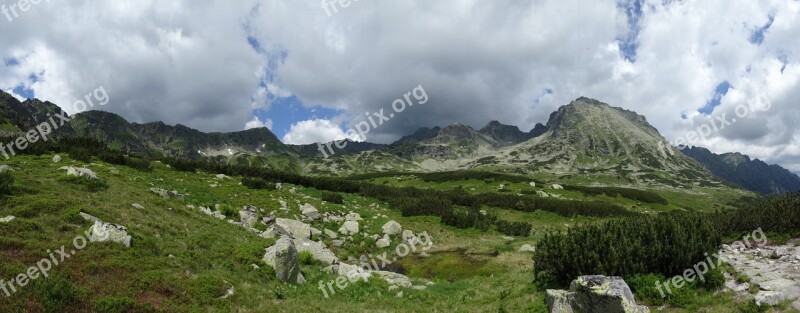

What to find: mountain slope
left=69, top=110, right=292, bottom=159
left=681, top=146, right=800, bottom=194
left=500, top=97, right=718, bottom=186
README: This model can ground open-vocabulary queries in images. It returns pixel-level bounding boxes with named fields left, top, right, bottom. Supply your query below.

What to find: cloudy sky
left=1, top=0, right=798, bottom=171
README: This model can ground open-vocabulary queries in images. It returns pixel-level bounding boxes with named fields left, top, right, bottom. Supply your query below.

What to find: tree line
left=534, top=191, right=800, bottom=287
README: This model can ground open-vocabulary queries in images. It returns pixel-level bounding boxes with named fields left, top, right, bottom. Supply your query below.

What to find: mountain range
left=1, top=89, right=797, bottom=194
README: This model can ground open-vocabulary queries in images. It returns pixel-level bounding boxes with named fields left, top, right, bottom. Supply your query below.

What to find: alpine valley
left=1, top=89, right=799, bottom=313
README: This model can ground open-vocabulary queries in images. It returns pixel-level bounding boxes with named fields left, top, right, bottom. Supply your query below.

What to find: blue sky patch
left=749, top=15, right=774, bottom=45
left=618, top=0, right=644, bottom=62
left=253, top=95, right=344, bottom=140
left=698, top=81, right=731, bottom=115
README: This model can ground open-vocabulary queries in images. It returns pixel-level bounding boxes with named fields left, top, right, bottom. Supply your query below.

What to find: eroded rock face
left=546, top=275, right=649, bottom=313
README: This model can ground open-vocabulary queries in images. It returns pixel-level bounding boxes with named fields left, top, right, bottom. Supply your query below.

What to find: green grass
left=0, top=154, right=775, bottom=312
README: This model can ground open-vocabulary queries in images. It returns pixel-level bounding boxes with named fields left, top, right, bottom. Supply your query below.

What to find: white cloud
left=281, top=119, right=360, bottom=145
left=1, top=0, right=798, bottom=170
left=245, top=116, right=273, bottom=130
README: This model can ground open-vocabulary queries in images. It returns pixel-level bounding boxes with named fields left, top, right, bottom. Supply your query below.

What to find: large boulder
left=301, top=203, right=321, bottom=220
left=239, top=205, right=259, bottom=228
left=60, top=166, right=98, bottom=180
left=546, top=275, right=649, bottom=313
left=87, top=221, right=132, bottom=247
left=382, top=221, right=403, bottom=236
left=263, top=237, right=305, bottom=284
left=293, top=239, right=337, bottom=265
left=339, top=221, right=359, bottom=235
left=274, top=218, right=319, bottom=240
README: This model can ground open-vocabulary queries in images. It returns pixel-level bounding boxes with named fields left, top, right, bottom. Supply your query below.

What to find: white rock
left=345, top=212, right=363, bottom=221
left=132, top=203, right=144, bottom=210
left=0, top=165, right=13, bottom=173
left=0, top=216, right=15, bottom=223
left=60, top=166, right=98, bottom=180
left=551, top=184, right=564, bottom=190
left=381, top=220, right=403, bottom=236
left=519, top=244, right=536, bottom=253
left=301, top=203, right=321, bottom=220
left=529, top=182, right=536, bottom=187
left=88, top=221, right=131, bottom=247
left=274, top=218, right=316, bottom=240
left=52, top=155, right=61, bottom=163
left=324, top=229, right=338, bottom=239
left=376, top=235, right=391, bottom=248
left=339, top=221, right=360, bottom=235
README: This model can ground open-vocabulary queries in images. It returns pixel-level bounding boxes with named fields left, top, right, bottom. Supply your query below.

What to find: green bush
left=298, top=251, right=316, bottom=265
left=321, top=192, right=344, bottom=204
left=69, top=147, right=94, bottom=163
left=241, top=177, right=276, bottom=190
left=627, top=274, right=667, bottom=305
left=0, top=172, right=13, bottom=195
left=37, top=275, right=87, bottom=313
left=495, top=220, right=532, bottom=237
left=699, top=267, right=725, bottom=290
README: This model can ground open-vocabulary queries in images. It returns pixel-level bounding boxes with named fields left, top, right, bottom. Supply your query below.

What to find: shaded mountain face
left=479, top=121, right=531, bottom=146
left=290, top=140, right=387, bottom=158
left=0, top=91, right=75, bottom=137
left=681, top=146, right=800, bottom=194
left=69, top=110, right=290, bottom=159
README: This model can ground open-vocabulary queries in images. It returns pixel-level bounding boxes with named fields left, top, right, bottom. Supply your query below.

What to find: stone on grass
left=339, top=221, right=359, bottom=235
left=301, top=203, right=321, bottom=220
left=382, top=221, right=403, bottom=236
left=0, top=165, right=13, bottom=173
left=60, top=166, right=98, bottom=180
left=88, top=220, right=132, bottom=247
left=149, top=188, right=185, bottom=201
left=274, top=218, right=315, bottom=240
left=376, top=235, right=391, bottom=248
left=324, top=229, right=338, bottom=239
left=0, top=216, right=15, bottom=223
left=519, top=244, right=536, bottom=253
left=239, top=205, right=259, bottom=228
left=293, top=238, right=337, bottom=264
left=263, top=237, right=305, bottom=284
left=132, top=203, right=144, bottom=210
left=52, top=155, right=61, bottom=163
